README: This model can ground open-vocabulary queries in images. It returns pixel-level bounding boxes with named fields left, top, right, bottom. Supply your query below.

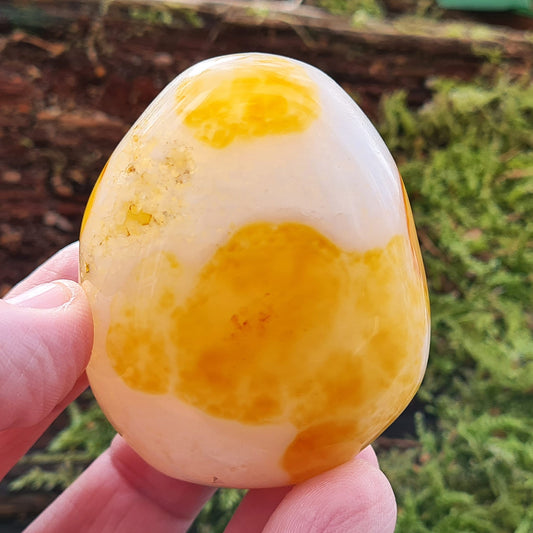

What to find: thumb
left=0, top=280, right=93, bottom=431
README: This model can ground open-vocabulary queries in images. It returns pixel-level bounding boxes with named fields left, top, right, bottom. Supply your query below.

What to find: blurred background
left=1, top=0, right=532, bottom=531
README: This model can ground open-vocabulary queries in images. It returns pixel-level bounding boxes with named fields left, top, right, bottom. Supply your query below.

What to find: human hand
left=1, top=243, right=397, bottom=532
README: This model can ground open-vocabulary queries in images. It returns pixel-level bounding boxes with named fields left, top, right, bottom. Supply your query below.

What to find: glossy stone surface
left=80, top=53, right=430, bottom=488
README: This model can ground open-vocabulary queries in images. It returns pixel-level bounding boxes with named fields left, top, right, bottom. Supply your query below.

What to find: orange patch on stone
left=175, top=56, right=320, bottom=148
left=400, top=177, right=430, bottom=311
left=80, top=160, right=108, bottom=237
left=105, top=221, right=428, bottom=483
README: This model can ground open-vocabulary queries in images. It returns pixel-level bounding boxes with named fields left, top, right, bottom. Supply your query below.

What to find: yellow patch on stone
left=105, top=221, right=428, bottom=483
left=175, top=56, right=320, bottom=148
left=80, top=161, right=108, bottom=237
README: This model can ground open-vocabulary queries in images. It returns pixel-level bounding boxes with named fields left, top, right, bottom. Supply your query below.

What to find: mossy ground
left=378, top=76, right=533, bottom=533
left=10, top=69, right=532, bottom=533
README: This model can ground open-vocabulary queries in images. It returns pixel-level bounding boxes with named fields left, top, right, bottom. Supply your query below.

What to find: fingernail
left=6, top=281, right=75, bottom=309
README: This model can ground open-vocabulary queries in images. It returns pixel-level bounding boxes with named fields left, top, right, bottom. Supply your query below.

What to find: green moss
left=378, top=76, right=533, bottom=532
left=127, top=5, right=204, bottom=29
left=316, top=0, right=384, bottom=18
left=10, top=395, right=115, bottom=492
left=128, top=5, right=174, bottom=26
left=189, top=489, right=247, bottom=533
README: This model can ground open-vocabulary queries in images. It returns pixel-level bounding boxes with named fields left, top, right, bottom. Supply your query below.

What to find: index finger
left=0, top=243, right=92, bottom=479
